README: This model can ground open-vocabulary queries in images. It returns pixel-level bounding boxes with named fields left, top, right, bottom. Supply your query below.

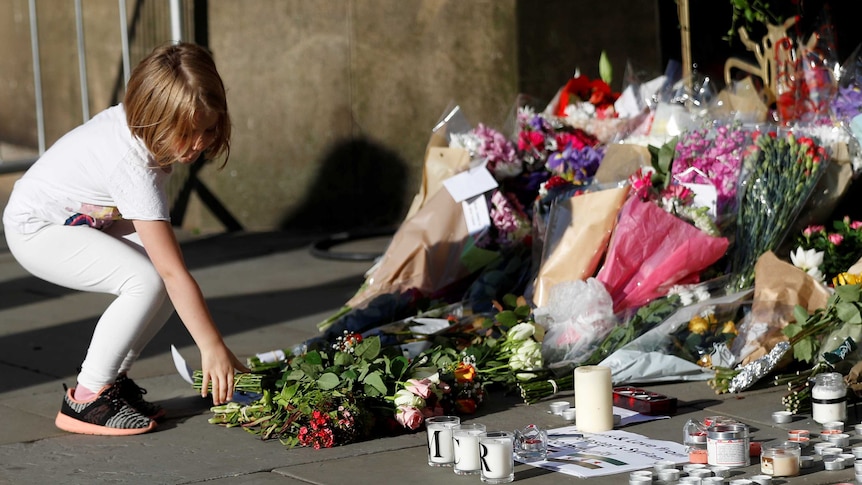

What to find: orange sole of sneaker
left=55, top=412, right=157, bottom=436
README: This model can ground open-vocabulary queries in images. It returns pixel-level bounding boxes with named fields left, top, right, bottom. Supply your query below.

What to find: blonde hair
left=124, top=42, right=231, bottom=167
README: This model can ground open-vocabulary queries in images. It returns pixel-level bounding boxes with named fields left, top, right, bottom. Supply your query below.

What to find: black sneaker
left=116, top=374, right=166, bottom=420
left=55, top=384, right=156, bottom=436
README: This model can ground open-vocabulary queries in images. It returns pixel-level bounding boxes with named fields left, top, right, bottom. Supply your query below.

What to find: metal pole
left=75, top=0, right=90, bottom=122
left=118, top=0, right=131, bottom=87
left=28, top=0, right=45, bottom=155
left=169, top=0, right=183, bottom=43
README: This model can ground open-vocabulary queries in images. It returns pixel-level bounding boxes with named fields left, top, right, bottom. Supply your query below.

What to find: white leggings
left=4, top=221, right=174, bottom=391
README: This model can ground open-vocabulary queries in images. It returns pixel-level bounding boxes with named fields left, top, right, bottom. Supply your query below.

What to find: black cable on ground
left=309, top=227, right=396, bottom=262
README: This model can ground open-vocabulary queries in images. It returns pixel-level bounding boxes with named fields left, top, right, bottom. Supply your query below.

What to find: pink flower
left=405, top=378, right=434, bottom=399
left=828, top=233, right=844, bottom=245
left=803, top=225, right=825, bottom=237
left=395, top=406, right=424, bottom=430
left=851, top=221, right=862, bottom=230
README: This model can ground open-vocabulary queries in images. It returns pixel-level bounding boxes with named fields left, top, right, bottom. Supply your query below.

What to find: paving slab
left=1, top=230, right=862, bottom=484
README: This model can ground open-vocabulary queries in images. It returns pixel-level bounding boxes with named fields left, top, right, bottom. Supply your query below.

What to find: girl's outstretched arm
left=133, top=219, right=248, bottom=404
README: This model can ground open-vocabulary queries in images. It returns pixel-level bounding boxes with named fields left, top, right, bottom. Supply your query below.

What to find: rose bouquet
left=791, top=217, right=862, bottom=283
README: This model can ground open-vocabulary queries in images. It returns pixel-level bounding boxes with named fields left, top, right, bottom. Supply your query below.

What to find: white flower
left=509, top=340, right=542, bottom=371
left=790, top=247, right=825, bottom=276
left=507, top=323, right=535, bottom=342
left=393, top=389, right=425, bottom=408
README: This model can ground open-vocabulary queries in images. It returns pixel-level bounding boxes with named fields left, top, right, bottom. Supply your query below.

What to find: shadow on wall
left=279, top=138, right=410, bottom=233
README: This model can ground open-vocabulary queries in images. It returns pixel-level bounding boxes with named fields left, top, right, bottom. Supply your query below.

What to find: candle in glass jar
left=574, top=365, right=613, bottom=433
left=479, top=431, right=515, bottom=484
left=760, top=443, right=801, bottom=477
left=453, top=424, right=486, bottom=475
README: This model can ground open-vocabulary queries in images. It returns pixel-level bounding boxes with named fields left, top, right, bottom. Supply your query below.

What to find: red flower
left=455, top=398, right=478, bottom=415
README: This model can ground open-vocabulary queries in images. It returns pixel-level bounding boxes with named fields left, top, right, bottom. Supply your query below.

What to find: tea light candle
left=561, top=408, right=576, bottom=423
left=771, top=411, right=792, bottom=424
left=574, top=366, right=613, bottom=433
left=852, top=445, right=862, bottom=458
left=701, top=478, right=724, bottom=485
left=800, top=455, right=814, bottom=468
left=749, top=475, right=771, bottom=485
left=549, top=401, right=569, bottom=415
left=657, top=468, right=680, bottom=482
left=827, top=433, right=850, bottom=447
left=787, top=429, right=809, bottom=440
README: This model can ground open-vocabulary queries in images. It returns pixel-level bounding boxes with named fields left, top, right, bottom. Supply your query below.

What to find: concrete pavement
left=1, top=228, right=862, bottom=484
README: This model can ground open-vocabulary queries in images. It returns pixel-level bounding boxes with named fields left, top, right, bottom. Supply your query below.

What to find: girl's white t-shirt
left=2, top=104, right=172, bottom=234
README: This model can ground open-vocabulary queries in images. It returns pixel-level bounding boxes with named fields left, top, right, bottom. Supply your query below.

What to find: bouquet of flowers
left=596, top=172, right=729, bottom=313
left=728, top=129, right=829, bottom=290
left=791, top=217, right=862, bottom=283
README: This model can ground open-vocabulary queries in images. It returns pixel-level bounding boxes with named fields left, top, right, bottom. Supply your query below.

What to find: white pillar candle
left=575, top=365, right=613, bottom=433
left=479, top=431, right=515, bottom=483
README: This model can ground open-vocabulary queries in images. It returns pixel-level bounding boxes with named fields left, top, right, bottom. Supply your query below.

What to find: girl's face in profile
left=176, top=110, right=218, bottom=164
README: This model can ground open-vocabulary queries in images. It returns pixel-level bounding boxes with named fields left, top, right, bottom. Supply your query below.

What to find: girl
left=2, top=42, right=248, bottom=435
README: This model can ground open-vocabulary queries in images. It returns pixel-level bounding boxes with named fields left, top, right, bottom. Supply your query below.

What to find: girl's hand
left=199, top=345, right=250, bottom=405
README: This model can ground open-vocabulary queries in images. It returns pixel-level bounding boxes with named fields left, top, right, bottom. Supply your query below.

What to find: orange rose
left=454, top=362, right=476, bottom=383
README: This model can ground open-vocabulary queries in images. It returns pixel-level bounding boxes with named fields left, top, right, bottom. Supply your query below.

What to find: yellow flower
left=688, top=315, right=710, bottom=335
left=721, top=320, right=738, bottom=336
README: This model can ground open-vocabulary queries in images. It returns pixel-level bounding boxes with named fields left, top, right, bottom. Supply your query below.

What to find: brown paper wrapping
left=737, top=251, right=830, bottom=365
left=593, top=143, right=651, bottom=185
left=347, top=188, right=471, bottom=309
left=403, top=139, right=471, bottom=221
left=532, top=186, right=630, bottom=307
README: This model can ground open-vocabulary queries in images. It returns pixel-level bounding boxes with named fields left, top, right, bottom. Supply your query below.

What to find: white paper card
left=443, top=165, right=498, bottom=202
left=171, top=344, right=195, bottom=385
left=682, top=182, right=718, bottom=219
left=462, top=194, right=491, bottom=235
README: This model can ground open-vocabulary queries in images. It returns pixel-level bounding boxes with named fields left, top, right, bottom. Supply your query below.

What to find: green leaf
left=333, top=352, right=353, bottom=367
left=303, top=351, right=323, bottom=366
left=836, top=302, right=862, bottom=324
left=388, top=356, right=409, bottom=380
left=792, top=338, right=815, bottom=363
left=514, top=305, right=532, bottom=319
left=599, top=50, right=612, bottom=85
left=783, top=322, right=803, bottom=339
left=496, top=310, right=518, bottom=328
left=836, top=284, right=862, bottom=303
left=792, top=305, right=810, bottom=326
left=363, top=371, right=388, bottom=396
left=317, top=372, right=341, bottom=390
left=502, top=294, right=518, bottom=309
left=354, top=336, right=381, bottom=361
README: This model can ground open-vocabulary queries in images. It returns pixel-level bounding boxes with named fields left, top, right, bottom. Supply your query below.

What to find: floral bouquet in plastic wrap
left=596, top=169, right=729, bottom=314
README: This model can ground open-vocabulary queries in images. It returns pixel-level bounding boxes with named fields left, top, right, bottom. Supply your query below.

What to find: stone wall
left=0, top=0, right=662, bottom=234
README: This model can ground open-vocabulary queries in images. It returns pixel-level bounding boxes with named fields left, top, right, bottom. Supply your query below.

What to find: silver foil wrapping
left=727, top=341, right=791, bottom=393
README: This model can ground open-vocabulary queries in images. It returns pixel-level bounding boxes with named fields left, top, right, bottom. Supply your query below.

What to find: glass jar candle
left=812, top=372, right=847, bottom=424
left=760, top=442, right=801, bottom=477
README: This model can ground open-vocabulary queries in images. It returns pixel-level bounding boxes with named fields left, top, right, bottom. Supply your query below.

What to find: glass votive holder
left=452, top=423, right=486, bottom=475
left=760, top=442, right=800, bottom=477
left=513, top=424, right=548, bottom=462
left=479, top=431, right=515, bottom=484
left=425, top=415, right=460, bottom=467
